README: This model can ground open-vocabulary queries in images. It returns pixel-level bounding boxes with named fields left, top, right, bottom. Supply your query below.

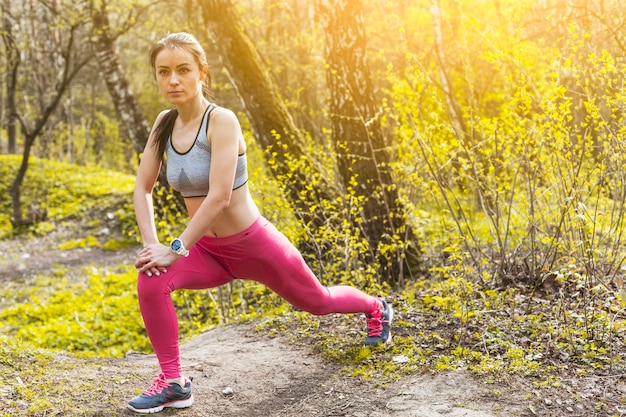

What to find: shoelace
left=143, top=374, right=170, bottom=397
left=366, top=314, right=384, bottom=337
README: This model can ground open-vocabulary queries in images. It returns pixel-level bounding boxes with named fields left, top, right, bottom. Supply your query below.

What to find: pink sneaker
left=365, top=299, right=393, bottom=345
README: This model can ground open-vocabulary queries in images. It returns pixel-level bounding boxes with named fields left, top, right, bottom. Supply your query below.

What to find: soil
left=1, top=227, right=623, bottom=417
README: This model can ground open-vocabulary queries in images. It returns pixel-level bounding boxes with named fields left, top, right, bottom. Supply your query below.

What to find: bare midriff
left=184, top=183, right=260, bottom=238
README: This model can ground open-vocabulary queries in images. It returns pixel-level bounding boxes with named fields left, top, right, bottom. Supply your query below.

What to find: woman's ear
left=200, top=64, right=209, bottom=81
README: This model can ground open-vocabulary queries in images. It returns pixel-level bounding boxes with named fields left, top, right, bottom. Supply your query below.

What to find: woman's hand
left=135, top=243, right=180, bottom=276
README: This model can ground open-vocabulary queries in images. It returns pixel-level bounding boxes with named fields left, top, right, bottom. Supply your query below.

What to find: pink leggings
left=137, top=216, right=380, bottom=378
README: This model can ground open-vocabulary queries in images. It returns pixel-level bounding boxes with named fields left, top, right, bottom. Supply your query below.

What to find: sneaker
left=364, top=298, right=393, bottom=345
left=127, top=373, right=194, bottom=414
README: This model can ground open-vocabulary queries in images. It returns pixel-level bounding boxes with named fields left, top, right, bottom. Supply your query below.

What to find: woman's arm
left=177, top=107, right=242, bottom=247
left=134, top=111, right=174, bottom=275
left=134, top=111, right=170, bottom=245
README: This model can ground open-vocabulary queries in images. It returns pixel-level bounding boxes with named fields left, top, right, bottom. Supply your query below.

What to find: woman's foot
left=127, top=373, right=194, bottom=413
left=364, top=299, right=393, bottom=345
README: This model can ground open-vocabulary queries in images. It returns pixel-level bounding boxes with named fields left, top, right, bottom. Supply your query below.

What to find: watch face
left=171, top=239, right=181, bottom=251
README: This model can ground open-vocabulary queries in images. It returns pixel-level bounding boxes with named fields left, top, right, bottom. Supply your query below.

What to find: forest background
left=1, top=0, right=626, bottom=416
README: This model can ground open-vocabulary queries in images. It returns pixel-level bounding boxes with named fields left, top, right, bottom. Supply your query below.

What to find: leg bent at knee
left=137, top=273, right=173, bottom=302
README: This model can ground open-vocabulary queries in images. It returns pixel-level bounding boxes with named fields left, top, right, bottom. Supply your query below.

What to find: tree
left=8, top=0, right=92, bottom=227
left=88, top=0, right=150, bottom=156
left=317, top=0, right=419, bottom=283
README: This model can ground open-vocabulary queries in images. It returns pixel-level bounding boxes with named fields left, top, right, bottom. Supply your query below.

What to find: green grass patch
left=0, top=155, right=135, bottom=239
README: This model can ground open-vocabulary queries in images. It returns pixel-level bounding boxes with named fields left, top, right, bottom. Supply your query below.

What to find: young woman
left=127, top=32, right=392, bottom=414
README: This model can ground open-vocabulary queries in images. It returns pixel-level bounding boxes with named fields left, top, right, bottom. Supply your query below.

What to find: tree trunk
left=200, top=0, right=334, bottom=229
left=88, top=0, right=150, bottom=155
left=1, top=0, right=19, bottom=154
left=317, top=0, right=420, bottom=284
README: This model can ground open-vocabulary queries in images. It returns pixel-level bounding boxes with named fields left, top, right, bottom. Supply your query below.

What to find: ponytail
left=151, top=108, right=178, bottom=161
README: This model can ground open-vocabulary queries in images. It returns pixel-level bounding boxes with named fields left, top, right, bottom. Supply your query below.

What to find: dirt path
left=112, top=324, right=521, bottom=417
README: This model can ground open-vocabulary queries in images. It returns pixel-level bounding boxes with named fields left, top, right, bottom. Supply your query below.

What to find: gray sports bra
left=166, top=104, right=248, bottom=198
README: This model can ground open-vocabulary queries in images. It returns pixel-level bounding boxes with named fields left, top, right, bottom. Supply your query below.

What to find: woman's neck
left=176, top=97, right=209, bottom=123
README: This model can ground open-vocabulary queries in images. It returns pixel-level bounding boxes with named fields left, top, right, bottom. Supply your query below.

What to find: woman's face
left=154, top=47, right=207, bottom=105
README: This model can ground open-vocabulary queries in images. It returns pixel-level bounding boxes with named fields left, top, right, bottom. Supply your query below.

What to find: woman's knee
left=137, top=273, right=171, bottom=301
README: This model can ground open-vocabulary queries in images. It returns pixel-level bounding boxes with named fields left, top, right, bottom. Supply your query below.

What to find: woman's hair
left=149, top=32, right=212, bottom=160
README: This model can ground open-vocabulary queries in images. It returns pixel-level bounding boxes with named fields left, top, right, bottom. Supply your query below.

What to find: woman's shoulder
left=208, top=105, right=241, bottom=128
left=210, top=104, right=237, bottom=119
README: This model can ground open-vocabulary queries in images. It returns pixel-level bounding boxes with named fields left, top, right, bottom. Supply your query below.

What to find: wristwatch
left=170, top=238, right=189, bottom=257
